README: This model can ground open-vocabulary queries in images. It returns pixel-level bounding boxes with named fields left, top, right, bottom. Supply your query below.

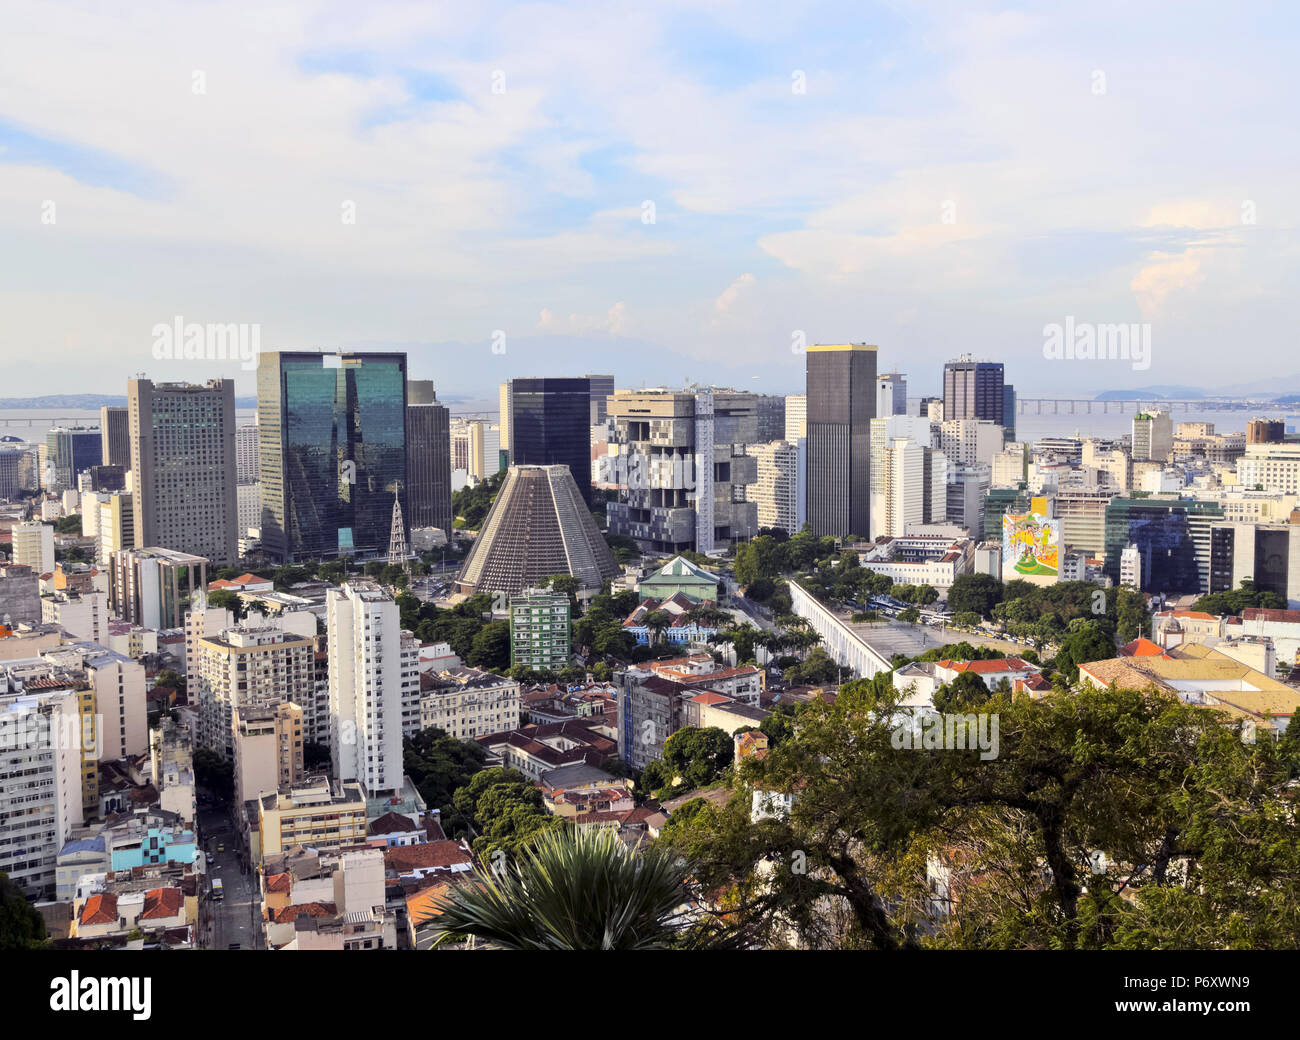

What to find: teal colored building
left=108, top=822, right=198, bottom=872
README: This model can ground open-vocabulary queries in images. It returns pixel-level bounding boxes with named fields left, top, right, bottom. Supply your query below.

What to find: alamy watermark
left=1043, top=316, right=1151, bottom=371
left=151, top=316, right=261, bottom=370
left=891, top=711, right=1000, bottom=760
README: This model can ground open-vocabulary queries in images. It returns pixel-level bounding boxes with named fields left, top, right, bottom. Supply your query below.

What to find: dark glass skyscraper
left=943, top=357, right=1004, bottom=425
left=1103, top=497, right=1223, bottom=594
left=806, top=343, right=876, bottom=537
left=406, top=385, right=453, bottom=540
left=509, top=377, right=593, bottom=504
left=584, top=373, right=616, bottom=427
left=258, top=351, right=408, bottom=562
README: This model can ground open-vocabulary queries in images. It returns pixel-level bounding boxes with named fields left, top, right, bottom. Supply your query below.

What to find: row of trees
left=946, top=574, right=1149, bottom=646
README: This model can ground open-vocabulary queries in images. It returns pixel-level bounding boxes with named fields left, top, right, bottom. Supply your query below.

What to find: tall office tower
left=940, top=418, right=1005, bottom=467
left=258, top=351, right=408, bottom=562
left=1247, top=417, right=1286, bottom=445
left=946, top=462, right=991, bottom=537
left=12, top=521, right=55, bottom=576
left=192, top=612, right=316, bottom=757
left=876, top=371, right=908, bottom=418
left=1208, top=522, right=1300, bottom=608
left=1132, top=410, right=1174, bottom=462
left=128, top=378, right=238, bottom=564
left=450, top=418, right=501, bottom=481
left=1054, top=488, right=1118, bottom=558
left=508, top=377, right=594, bottom=504
left=868, top=413, right=951, bottom=540
left=585, top=373, right=616, bottom=427
left=943, top=356, right=1005, bottom=426
left=456, top=465, right=619, bottom=595
left=0, top=448, right=21, bottom=501
left=755, top=395, right=788, bottom=443
left=0, top=444, right=37, bottom=499
left=784, top=394, right=807, bottom=441
left=0, top=564, right=41, bottom=624
left=408, top=379, right=436, bottom=406
left=406, top=389, right=453, bottom=539
left=498, top=381, right=512, bottom=456
left=328, top=582, right=406, bottom=797
left=100, top=406, right=131, bottom=469
left=96, top=493, right=134, bottom=565
left=1103, top=497, right=1224, bottom=594
left=45, top=426, right=102, bottom=493
left=868, top=416, right=948, bottom=539
left=0, top=678, right=82, bottom=898
left=1002, top=384, right=1016, bottom=442
left=606, top=389, right=759, bottom=553
left=806, top=344, right=876, bottom=537
left=235, top=424, right=260, bottom=484
left=746, top=441, right=802, bottom=536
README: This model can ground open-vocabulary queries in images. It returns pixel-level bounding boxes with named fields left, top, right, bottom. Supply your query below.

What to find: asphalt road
left=198, top=806, right=260, bottom=950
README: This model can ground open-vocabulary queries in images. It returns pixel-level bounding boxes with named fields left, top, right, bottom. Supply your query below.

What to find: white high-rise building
left=876, top=372, right=908, bottom=418
left=400, top=629, right=422, bottom=738
left=784, top=395, right=807, bottom=442
left=0, top=679, right=82, bottom=899
left=1120, top=543, right=1142, bottom=588
left=328, top=583, right=405, bottom=797
left=1132, top=410, right=1174, bottom=462
left=235, top=424, right=260, bottom=484
left=746, top=441, right=802, bottom=536
left=191, top=612, right=316, bottom=758
left=940, top=418, right=1004, bottom=468
left=869, top=416, right=947, bottom=540
left=1237, top=442, right=1300, bottom=495
left=12, top=521, right=55, bottom=576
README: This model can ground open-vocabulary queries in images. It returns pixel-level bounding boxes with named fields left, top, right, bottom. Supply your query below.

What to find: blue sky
left=2, top=0, right=1299, bottom=401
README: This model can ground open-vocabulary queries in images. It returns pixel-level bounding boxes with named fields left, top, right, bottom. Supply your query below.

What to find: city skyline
left=4, top=3, right=1299, bottom=400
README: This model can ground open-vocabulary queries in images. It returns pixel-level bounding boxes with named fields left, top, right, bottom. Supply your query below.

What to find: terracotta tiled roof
left=79, top=893, right=118, bottom=925
left=1119, top=637, right=1168, bottom=657
left=384, top=840, right=473, bottom=874
left=140, top=887, right=183, bottom=920
left=265, top=872, right=292, bottom=894
left=369, top=811, right=419, bottom=835
left=939, top=658, right=1033, bottom=674
left=1242, top=608, right=1300, bottom=624
left=271, top=902, right=336, bottom=924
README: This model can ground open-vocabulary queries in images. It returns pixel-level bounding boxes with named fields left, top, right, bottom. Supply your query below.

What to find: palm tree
left=430, top=827, right=704, bottom=950
left=642, top=609, right=672, bottom=647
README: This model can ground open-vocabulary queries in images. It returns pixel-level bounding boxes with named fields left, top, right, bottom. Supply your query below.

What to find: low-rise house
left=476, top=717, right=618, bottom=781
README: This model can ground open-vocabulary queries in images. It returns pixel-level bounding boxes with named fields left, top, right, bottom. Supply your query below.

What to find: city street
left=198, top=806, right=260, bottom=950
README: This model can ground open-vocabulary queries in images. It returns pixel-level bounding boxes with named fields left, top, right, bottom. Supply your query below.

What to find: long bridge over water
left=1015, top=398, right=1286, bottom=415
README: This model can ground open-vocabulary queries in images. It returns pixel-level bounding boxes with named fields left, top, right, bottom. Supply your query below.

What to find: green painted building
left=509, top=590, right=571, bottom=672
left=637, top=555, right=722, bottom=603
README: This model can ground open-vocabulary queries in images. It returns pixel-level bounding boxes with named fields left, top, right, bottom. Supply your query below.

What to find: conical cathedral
left=454, top=465, right=619, bottom=596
